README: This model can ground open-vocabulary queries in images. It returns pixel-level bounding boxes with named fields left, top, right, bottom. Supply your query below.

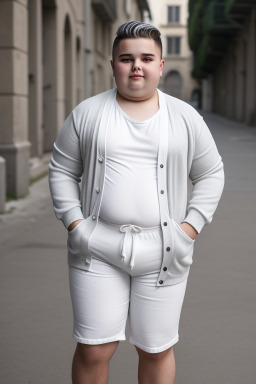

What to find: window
left=167, top=36, right=181, bottom=54
left=168, top=6, right=180, bottom=24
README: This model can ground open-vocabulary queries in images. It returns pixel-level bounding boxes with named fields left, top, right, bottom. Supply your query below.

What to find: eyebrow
left=118, top=53, right=155, bottom=57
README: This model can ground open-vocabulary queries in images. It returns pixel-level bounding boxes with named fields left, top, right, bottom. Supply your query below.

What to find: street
left=0, top=111, right=256, bottom=384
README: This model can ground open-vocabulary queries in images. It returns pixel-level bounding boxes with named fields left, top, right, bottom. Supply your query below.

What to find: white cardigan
left=49, top=88, right=224, bottom=286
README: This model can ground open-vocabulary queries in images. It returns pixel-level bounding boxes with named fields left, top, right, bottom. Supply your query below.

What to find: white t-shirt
left=99, top=97, right=161, bottom=227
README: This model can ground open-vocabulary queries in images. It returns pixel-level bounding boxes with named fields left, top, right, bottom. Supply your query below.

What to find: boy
left=49, top=21, right=224, bottom=384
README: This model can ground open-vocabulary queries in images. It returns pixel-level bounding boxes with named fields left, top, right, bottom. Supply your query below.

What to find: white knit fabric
left=99, top=98, right=161, bottom=227
left=49, top=88, right=225, bottom=286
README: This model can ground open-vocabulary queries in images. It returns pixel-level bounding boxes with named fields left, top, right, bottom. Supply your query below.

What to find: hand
left=180, top=222, right=198, bottom=240
left=68, top=219, right=84, bottom=232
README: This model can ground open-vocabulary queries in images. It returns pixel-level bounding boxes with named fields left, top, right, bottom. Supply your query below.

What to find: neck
left=116, top=89, right=158, bottom=104
left=115, top=89, right=160, bottom=121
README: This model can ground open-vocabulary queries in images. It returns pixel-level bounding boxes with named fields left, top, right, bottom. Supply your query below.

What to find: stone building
left=84, top=0, right=150, bottom=98
left=0, top=0, right=150, bottom=211
left=148, top=0, right=200, bottom=103
left=0, top=0, right=85, bottom=204
left=188, top=0, right=256, bottom=125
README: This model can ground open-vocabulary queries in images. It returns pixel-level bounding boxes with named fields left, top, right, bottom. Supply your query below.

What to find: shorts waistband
left=98, top=217, right=161, bottom=232
left=97, top=217, right=161, bottom=270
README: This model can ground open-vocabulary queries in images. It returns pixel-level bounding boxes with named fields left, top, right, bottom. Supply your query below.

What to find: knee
left=136, top=346, right=174, bottom=363
left=75, top=341, right=119, bottom=366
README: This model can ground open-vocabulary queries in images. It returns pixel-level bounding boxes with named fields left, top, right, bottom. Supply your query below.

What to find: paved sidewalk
left=0, top=111, right=256, bottom=383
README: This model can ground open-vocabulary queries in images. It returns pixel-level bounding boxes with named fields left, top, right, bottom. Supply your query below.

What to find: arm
left=183, top=118, right=225, bottom=236
left=48, top=112, right=85, bottom=229
left=68, top=219, right=84, bottom=231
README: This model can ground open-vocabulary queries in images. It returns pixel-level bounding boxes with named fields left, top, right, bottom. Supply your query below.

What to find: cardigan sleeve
left=184, top=118, right=225, bottom=233
left=48, top=112, right=85, bottom=229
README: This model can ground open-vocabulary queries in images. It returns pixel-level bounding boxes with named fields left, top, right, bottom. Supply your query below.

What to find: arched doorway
left=64, top=15, right=73, bottom=117
left=164, top=70, right=182, bottom=99
left=28, top=0, right=43, bottom=157
left=76, top=36, right=82, bottom=104
left=42, top=0, right=57, bottom=152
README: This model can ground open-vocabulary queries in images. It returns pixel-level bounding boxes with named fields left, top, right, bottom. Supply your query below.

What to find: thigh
left=69, top=258, right=130, bottom=344
left=129, top=275, right=188, bottom=353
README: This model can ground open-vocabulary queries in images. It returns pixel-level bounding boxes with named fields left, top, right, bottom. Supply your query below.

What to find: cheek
left=146, top=67, right=161, bottom=79
left=115, top=67, right=129, bottom=81
left=117, top=67, right=126, bottom=75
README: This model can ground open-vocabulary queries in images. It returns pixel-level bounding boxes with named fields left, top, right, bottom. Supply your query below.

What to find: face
left=111, top=38, right=165, bottom=101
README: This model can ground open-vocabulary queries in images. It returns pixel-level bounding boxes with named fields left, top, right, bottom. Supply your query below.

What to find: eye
left=121, top=58, right=132, bottom=62
left=143, top=57, right=153, bottom=62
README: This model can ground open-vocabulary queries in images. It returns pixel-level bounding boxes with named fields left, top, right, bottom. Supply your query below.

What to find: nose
left=132, top=59, right=142, bottom=72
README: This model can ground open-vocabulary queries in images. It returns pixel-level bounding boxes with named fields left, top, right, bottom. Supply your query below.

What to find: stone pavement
left=0, top=112, right=255, bottom=384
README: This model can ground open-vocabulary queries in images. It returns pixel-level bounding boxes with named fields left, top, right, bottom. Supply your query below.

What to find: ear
left=160, top=59, right=165, bottom=77
left=110, top=60, right=115, bottom=76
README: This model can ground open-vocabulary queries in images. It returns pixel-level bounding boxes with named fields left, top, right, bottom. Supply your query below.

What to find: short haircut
left=112, top=21, right=162, bottom=59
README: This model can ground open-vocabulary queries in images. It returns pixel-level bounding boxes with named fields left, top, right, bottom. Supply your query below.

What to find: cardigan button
left=163, top=267, right=167, bottom=271
left=163, top=222, right=167, bottom=226
left=98, top=157, right=104, bottom=163
left=160, top=190, right=164, bottom=194
left=159, top=280, right=163, bottom=285
left=96, top=187, right=100, bottom=193
left=166, top=247, right=170, bottom=251
left=160, top=164, right=164, bottom=168
left=92, top=215, right=96, bottom=220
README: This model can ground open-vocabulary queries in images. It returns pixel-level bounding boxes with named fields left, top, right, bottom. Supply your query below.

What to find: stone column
left=0, top=0, right=30, bottom=197
left=42, top=4, right=58, bottom=152
left=28, top=0, right=43, bottom=158
left=83, top=0, right=92, bottom=99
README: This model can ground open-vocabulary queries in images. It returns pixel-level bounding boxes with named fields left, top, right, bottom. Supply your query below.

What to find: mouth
left=129, top=75, right=144, bottom=79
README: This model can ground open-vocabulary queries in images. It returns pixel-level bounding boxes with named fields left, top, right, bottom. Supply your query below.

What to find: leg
left=69, top=259, right=130, bottom=383
left=129, top=275, right=188, bottom=383
left=136, top=346, right=175, bottom=384
left=72, top=341, right=119, bottom=384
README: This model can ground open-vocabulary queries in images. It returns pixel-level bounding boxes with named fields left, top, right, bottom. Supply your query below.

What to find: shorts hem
left=72, top=333, right=126, bottom=345
left=129, top=334, right=179, bottom=353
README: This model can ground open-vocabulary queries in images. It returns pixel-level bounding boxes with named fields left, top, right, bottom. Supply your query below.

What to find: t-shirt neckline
left=114, top=89, right=161, bottom=125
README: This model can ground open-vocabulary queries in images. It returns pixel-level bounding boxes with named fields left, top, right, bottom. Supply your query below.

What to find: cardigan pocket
left=168, top=219, right=195, bottom=276
left=67, top=219, right=88, bottom=255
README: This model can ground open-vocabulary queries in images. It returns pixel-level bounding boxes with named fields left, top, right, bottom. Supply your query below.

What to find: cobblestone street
left=1, top=111, right=255, bottom=384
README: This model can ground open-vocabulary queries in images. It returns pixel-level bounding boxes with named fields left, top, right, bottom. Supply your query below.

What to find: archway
left=28, top=0, right=43, bottom=157
left=64, top=15, right=73, bottom=117
left=164, top=70, right=182, bottom=99
left=76, top=36, right=82, bottom=104
left=42, top=0, right=57, bottom=152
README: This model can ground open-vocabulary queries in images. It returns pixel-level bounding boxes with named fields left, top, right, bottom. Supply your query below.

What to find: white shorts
left=68, top=218, right=188, bottom=353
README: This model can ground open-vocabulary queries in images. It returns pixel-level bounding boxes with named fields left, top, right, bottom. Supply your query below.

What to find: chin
left=129, top=92, right=153, bottom=101
left=117, top=87, right=156, bottom=101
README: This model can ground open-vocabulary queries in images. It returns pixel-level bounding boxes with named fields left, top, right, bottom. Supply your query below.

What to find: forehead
left=114, top=38, right=161, bottom=57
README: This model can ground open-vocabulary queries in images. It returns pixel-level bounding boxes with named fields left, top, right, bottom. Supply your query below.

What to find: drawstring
left=120, top=224, right=142, bottom=269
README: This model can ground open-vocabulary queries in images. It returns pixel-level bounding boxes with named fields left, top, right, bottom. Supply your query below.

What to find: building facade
left=148, top=0, right=200, bottom=103
left=0, top=0, right=85, bottom=202
left=188, top=0, right=256, bottom=125
left=0, top=0, right=150, bottom=210
left=83, top=0, right=150, bottom=99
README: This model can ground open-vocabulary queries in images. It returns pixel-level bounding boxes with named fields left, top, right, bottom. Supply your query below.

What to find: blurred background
left=2, top=0, right=255, bottom=207
left=0, top=1, right=256, bottom=384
